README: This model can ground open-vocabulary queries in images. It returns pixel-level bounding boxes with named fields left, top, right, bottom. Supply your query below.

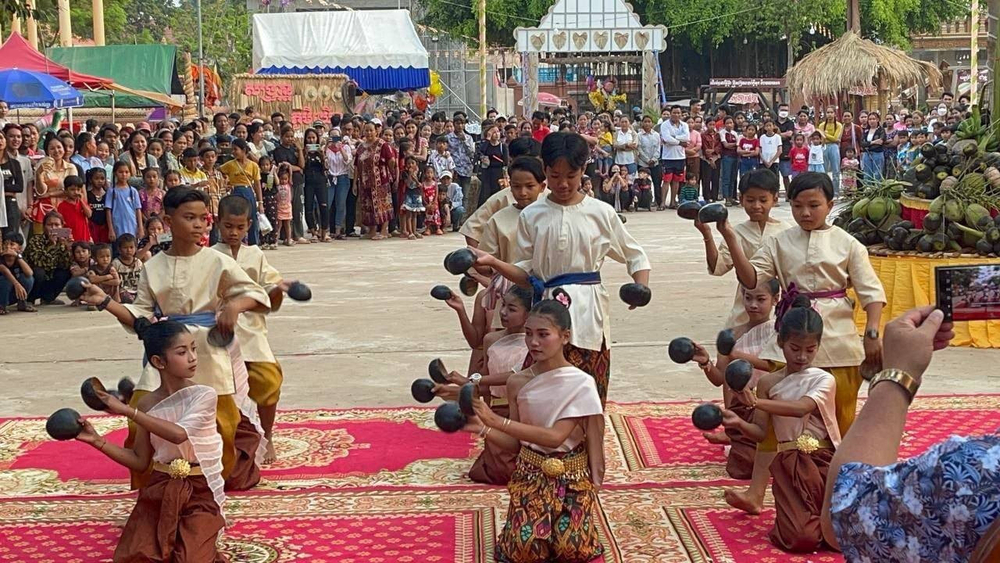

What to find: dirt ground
left=2, top=205, right=995, bottom=417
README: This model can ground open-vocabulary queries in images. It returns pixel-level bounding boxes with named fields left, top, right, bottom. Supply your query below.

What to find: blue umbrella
left=0, top=68, right=83, bottom=109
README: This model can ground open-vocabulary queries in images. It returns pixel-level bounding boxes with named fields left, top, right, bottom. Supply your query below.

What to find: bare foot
left=264, top=439, right=278, bottom=465
left=724, top=488, right=763, bottom=515
left=703, top=430, right=731, bottom=445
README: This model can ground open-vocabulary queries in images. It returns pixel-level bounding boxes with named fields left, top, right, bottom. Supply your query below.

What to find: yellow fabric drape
left=852, top=254, right=1000, bottom=348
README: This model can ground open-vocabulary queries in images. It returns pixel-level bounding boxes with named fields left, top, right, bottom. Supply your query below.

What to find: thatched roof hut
left=786, top=31, right=942, bottom=103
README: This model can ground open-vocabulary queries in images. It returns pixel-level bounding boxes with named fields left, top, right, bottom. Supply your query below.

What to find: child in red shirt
left=737, top=123, right=760, bottom=176
left=56, top=175, right=93, bottom=243
left=788, top=133, right=809, bottom=177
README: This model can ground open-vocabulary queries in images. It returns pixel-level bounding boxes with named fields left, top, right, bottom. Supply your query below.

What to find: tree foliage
left=1, top=0, right=37, bottom=22
left=16, top=0, right=252, bottom=81
left=421, top=0, right=969, bottom=51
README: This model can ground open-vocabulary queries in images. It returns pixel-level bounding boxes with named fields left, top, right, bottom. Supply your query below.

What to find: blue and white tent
left=252, top=10, right=430, bottom=93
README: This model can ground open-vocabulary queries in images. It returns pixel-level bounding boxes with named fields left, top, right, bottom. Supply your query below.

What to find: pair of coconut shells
left=443, top=248, right=477, bottom=276
left=619, top=283, right=652, bottom=307
left=411, top=355, right=458, bottom=403
left=434, top=381, right=476, bottom=433
left=677, top=201, right=729, bottom=224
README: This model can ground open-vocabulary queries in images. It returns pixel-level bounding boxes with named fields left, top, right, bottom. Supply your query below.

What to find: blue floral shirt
left=446, top=132, right=475, bottom=177
left=831, top=433, right=1000, bottom=562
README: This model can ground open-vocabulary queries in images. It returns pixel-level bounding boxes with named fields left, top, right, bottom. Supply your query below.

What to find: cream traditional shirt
left=768, top=367, right=841, bottom=447
left=124, top=247, right=271, bottom=394
left=479, top=204, right=522, bottom=263
left=516, top=366, right=603, bottom=453
left=512, top=195, right=651, bottom=351
left=459, top=187, right=516, bottom=243
left=712, top=218, right=790, bottom=328
left=750, top=226, right=886, bottom=367
left=212, top=243, right=282, bottom=363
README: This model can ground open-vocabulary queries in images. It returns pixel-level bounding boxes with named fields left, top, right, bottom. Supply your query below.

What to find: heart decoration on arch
left=530, top=34, right=544, bottom=50
left=552, top=31, right=567, bottom=50
left=635, top=31, right=649, bottom=50
left=594, top=32, right=609, bottom=49
left=572, top=32, right=588, bottom=50
left=614, top=32, right=629, bottom=49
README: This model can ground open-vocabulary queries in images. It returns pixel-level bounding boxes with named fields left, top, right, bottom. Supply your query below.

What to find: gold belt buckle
left=540, top=457, right=566, bottom=478
left=166, top=458, right=192, bottom=479
left=795, top=434, right=820, bottom=454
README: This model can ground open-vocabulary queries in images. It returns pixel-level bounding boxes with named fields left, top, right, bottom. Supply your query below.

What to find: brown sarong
left=768, top=447, right=834, bottom=553
left=724, top=391, right=756, bottom=480
left=223, top=414, right=262, bottom=491
left=468, top=404, right=517, bottom=485
left=113, top=470, right=228, bottom=563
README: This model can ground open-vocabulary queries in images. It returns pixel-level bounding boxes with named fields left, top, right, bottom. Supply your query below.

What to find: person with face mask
left=775, top=104, right=795, bottom=191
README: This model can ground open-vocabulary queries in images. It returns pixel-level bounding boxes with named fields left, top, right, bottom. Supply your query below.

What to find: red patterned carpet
left=1, top=395, right=997, bottom=562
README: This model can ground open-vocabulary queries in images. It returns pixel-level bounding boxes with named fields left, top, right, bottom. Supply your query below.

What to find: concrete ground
left=2, top=205, right=996, bottom=417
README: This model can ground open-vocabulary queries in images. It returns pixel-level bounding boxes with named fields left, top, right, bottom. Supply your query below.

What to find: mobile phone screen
left=935, top=264, right=1000, bottom=322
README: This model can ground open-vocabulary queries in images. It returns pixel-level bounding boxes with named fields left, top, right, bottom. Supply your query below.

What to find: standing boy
left=213, top=195, right=292, bottom=465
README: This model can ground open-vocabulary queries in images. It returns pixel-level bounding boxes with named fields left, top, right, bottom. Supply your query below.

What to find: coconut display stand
left=851, top=247, right=1000, bottom=348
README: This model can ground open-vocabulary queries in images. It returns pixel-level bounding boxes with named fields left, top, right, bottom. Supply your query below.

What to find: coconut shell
left=430, top=285, right=453, bottom=301
left=677, top=201, right=703, bottom=220
left=459, top=382, right=477, bottom=416
left=410, top=379, right=436, bottom=403
left=668, top=337, right=696, bottom=364
left=286, top=282, right=312, bottom=302
left=444, top=248, right=476, bottom=275
left=725, top=360, right=754, bottom=392
left=459, top=275, right=479, bottom=296
left=618, top=283, right=651, bottom=307
left=207, top=327, right=234, bottom=348
left=691, top=403, right=723, bottom=431
left=46, top=408, right=83, bottom=441
left=81, top=377, right=109, bottom=411
left=618, top=213, right=627, bottom=224
left=716, top=329, right=736, bottom=356
left=434, top=402, right=467, bottom=433
left=64, top=276, right=89, bottom=301
left=428, top=359, right=449, bottom=384
left=697, top=203, right=728, bottom=224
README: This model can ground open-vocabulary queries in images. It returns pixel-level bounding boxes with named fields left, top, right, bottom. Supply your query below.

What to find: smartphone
left=52, top=227, right=72, bottom=239
left=935, top=264, right=1000, bottom=321
left=156, top=232, right=173, bottom=244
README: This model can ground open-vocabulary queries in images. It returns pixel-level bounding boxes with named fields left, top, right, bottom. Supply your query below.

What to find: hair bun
left=790, top=294, right=812, bottom=309
left=552, top=288, right=572, bottom=308
left=133, top=317, right=153, bottom=341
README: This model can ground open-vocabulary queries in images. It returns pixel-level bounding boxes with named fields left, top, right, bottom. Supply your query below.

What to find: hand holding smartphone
left=935, top=264, right=1000, bottom=321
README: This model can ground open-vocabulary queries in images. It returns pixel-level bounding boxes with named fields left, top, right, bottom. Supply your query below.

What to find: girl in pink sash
left=74, top=321, right=228, bottom=562
left=721, top=298, right=841, bottom=553
left=462, top=291, right=605, bottom=563
left=468, top=286, right=532, bottom=485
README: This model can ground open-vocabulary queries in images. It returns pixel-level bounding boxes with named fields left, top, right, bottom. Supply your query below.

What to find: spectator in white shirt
left=614, top=116, right=638, bottom=175
left=659, top=105, right=690, bottom=209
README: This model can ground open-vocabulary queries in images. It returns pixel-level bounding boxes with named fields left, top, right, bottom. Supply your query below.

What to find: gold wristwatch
left=868, top=369, right=920, bottom=403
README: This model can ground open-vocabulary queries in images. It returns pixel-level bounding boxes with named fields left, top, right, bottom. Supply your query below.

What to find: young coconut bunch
left=837, top=177, right=908, bottom=247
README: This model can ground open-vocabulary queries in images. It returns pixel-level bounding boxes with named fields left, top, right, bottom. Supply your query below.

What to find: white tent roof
left=252, top=10, right=429, bottom=71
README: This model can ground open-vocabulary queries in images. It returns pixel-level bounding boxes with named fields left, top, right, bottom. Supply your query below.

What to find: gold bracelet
left=502, top=418, right=511, bottom=430
left=483, top=427, right=492, bottom=440
left=131, top=407, right=139, bottom=420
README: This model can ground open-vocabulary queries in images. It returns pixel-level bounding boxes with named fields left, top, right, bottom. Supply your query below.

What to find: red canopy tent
left=0, top=32, right=111, bottom=88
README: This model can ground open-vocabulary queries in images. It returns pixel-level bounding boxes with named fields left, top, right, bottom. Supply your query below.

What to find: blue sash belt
left=529, top=272, right=601, bottom=303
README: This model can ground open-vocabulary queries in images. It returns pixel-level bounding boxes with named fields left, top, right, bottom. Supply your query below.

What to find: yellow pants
left=125, top=390, right=240, bottom=488
left=758, top=363, right=862, bottom=453
left=247, top=362, right=283, bottom=407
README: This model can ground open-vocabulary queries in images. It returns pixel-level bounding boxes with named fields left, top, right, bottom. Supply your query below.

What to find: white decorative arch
left=513, top=0, right=667, bottom=114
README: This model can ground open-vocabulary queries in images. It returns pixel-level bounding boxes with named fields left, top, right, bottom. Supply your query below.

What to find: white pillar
left=26, top=0, right=38, bottom=49
left=92, top=0, right=106, bottom=46
left=524, top=52, right=539, bottom=118
left=58, top=0, right=72, bottom=47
